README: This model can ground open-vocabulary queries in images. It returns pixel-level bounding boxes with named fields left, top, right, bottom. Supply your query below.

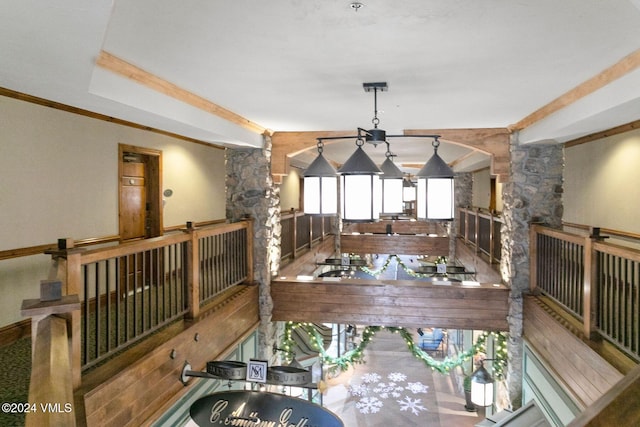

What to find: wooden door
left=118, top=145, right=163, bottom=295
left=120, top=156, right=146, bottom=240
left=118, top=145, right=163, bottom=241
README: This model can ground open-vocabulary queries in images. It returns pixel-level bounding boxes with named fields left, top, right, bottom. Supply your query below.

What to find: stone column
left=500, top=133, right=563, bottom=408
left=453, top=172, right=473, bottom=258
left=226, top=134, right=282, bottom=360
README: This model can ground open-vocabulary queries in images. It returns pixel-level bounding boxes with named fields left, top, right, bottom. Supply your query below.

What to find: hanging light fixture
left=337, top=131, right=382, bottom=222
left=379, top=143, right=404, bottom=216
left=304, top=81, right=453, bottom=222
left=363, top=82, right=387, bottom=146
left=403, top=177, right=416, bottom=202
left=416, top=137, right=455, bottom=220
left=303, top=139, right=338, bottom=216
left=470, top=360, right=495, bottom=407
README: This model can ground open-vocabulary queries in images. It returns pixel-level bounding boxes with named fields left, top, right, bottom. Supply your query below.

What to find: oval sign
left=189, top=390, right=343, bottom=427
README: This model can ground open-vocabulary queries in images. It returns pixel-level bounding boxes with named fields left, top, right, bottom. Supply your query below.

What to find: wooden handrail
left=25, top=315, right=76, bottom=427
left=563, top=221, right=640, bottom=241
left=0, top=235, right=120, bottom=261
left=0, top=219, right=228, bottom=261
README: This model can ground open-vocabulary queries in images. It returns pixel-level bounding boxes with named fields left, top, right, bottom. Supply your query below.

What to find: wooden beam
left=405, top=128, right=511, bottom=181
left=512, top=48, right=640, bottom=131
left=271, top=130, right=354, bottom=179
left=96, top=51, right=267, bottom=135
left=272, top=127, right=511, bottom=182
left=565, top=119, right=640, bottom=148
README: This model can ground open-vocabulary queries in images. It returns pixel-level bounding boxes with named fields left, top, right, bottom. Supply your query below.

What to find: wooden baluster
left=583, top=228, right=599, bottom=339
left=185, top=222, right=200, bottom=319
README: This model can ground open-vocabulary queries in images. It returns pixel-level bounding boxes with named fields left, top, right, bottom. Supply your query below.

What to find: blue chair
left=420, top=328, right=445, bottom=356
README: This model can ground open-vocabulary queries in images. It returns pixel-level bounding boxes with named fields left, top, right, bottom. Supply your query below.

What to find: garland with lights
left=279, top=322, right=507, bottom=379
left=359, top=254, right=449, bottom=279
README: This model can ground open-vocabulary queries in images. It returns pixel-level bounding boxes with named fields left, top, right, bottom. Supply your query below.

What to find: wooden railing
left=47, top=220, right=253, bottom=373
left=194, top=222, right=252, bottom=306
left=531, top=224, right=640, bottom=360
left=21, top=296, right=80, bottom=427
left=280, top=210, right=332, bottom=261
left=458, top=207, right=503, bottom=264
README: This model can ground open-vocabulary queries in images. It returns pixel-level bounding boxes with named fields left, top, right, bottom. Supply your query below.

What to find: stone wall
left=225, top=134, right=282, bottom=360
left=500, top=134, right=564, bottom=407
left=453, top=172, right=473, bottom=258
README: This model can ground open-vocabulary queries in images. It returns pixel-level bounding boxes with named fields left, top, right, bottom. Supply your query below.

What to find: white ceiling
left=2, top=0, right=640, bottom=174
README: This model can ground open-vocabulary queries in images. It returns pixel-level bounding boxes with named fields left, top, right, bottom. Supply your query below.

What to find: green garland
left=280, top=322, right=507, bottom=379
left=359, top=254, right=448, bottom=279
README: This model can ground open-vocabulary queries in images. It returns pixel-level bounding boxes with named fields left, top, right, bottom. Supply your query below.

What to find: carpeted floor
left=0, top=337, right=31, bottom=427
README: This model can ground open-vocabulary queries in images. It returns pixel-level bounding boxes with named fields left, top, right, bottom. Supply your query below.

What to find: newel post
left=45, top=238, right=82, bottom=389
left=245, top=216, right=255, bottom=284
left=529, top=224, right=539, bottom=294
left=185, top=221, right=200, bottom=319
left=583, top=227, right=605, bottom=339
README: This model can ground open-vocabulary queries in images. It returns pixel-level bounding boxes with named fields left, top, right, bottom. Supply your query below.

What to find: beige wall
left=564, top=128, right=640, bottom=234
left=279, top=167, right=301, bottom=212
left=473, top=168, right=492, bottom=210
left=0, top=96, right=226, bottom=326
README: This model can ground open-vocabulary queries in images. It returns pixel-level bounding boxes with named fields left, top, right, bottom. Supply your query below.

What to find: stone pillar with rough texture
left=226, top=135, right=282, bottom=360
left=500, top=134, right=563, bottom=408
left=453, top=172, right=473, bottom=258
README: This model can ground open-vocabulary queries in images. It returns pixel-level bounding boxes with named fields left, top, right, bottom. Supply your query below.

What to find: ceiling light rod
left=363, top=82, right=387, bottom=146
left=315, top=132, right=442, bottom=142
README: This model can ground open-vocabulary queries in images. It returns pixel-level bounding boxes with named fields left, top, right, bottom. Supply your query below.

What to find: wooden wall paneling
left=567, top=363, right=640, bottom=427
left=524, top=297, right=623, bottom=409
left=343, top=220, right=443, bottom=235
left=340, top=234, right=449, bottom=256
left=271, top=279, right=509, bottom=330
left=82, top=285, right=259, bottom=426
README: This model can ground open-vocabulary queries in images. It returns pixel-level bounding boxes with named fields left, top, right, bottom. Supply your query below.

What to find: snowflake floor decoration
left=356, top=396, right=383, bottom=414
left=397, top=396, right=428, bottom=416
left=348, top=372, right=430, bottom=416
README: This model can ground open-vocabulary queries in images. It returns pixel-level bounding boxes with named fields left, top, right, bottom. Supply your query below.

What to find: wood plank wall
left=272, top=279, right=509, bottom=330
left=523, top=296, right=623, bottom=409
left=343, top=220, right=445, bottom=235
left=80, top=285, right=259, bottom=426
left=567, top=364, right=640, bottom=427
left=340, top=234, right=449, bottom=256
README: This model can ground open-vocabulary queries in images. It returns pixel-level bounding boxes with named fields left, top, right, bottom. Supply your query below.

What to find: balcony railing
left=531, top=224, right=640, bottom=360
left=458, top=207, right=503, bottom=264
left=47, top=220, right=252, bottom=372
left=280, top=209, right=332, bottom=261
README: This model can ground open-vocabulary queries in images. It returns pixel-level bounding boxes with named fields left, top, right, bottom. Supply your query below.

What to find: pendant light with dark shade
left=416, top=138, right=455, bottom=220
left=337, top=134, right=382, bottom=222
left=379, top=144, right=404, bottom=216
left=303, top=140, right=338, bottom=216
